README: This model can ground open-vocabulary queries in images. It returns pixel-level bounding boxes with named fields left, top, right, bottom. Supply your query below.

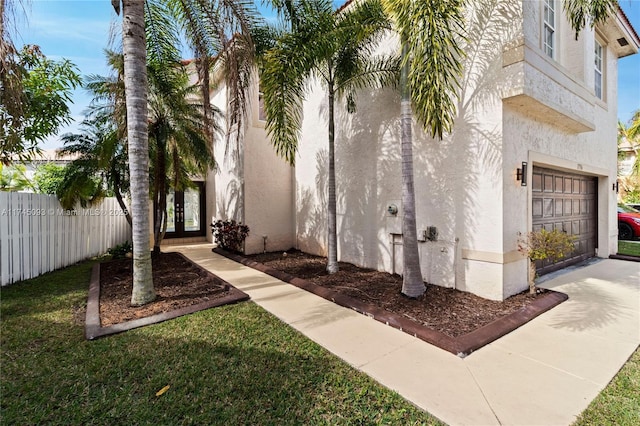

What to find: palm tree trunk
left=197, top=51, right=214, bottom=150
left=399, top=41, right=425, bottom=298
left=113, top=180, right=132, bottom=227
left=153, top=134, right=166, bottom=256
left=327, top=79, right=339, bottom=274
left=122, top=0, right=155, bottom=306
left=196, top=51, right=216, bottom=223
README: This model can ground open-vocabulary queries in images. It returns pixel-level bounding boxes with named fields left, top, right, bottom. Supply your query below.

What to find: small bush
left=211, top=219, right=250, bottom=253
left=518, top=229, right=576, bottom=293
left=108, top=241, right=132, bottom=259
left=518, top=228, right=576, bottom=262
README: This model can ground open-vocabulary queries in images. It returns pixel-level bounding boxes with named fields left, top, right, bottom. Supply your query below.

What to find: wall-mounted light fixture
left=387, top=204, right=398, bottom=216
left=613, top=181, right=619, bottom=193
left=516, top=161, right=528, bottom=186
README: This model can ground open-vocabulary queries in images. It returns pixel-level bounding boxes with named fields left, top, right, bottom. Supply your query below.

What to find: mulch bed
left=219, top=248, right=567, bottom=356
left=86, top=248, right=567, bottom=355
left=85, top=252, right=249, bottom=339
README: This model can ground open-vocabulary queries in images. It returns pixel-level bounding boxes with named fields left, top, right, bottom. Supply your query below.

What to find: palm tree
left=113, top=0, right=155, bottom=306
left=380, top=0, right=465, bottom=297
left=147, top=61, right=218, bottom=254
left=57, top=50, right=130, bottom=220
left=381, top=0, right=618, bottom=298
left=58, top=116, right=131, bottom=223
left=260, top=0, right=397, bottom=274
left=112, top=0, right=257, bottom=306
left=617, top=110, right=640, bottom=199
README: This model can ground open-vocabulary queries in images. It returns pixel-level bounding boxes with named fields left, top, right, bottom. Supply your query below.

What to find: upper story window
left=543, top=0, right=556, bottom=58
left=594, top=40, right=603, bottom=100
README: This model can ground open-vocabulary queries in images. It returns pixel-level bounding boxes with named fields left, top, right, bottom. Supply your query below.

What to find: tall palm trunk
left=122, top=0, right=155, bottom=306
left=112, top=170, right=132, bottom=227
left=196, top=51, right=216, bottom=223
left=327, top=77, right=338, bottom=274
left=399, top=41, right=425, bottom=298
left=152, top=130, right=167, bottom=256
left=197, top=51, right=214, bottom=149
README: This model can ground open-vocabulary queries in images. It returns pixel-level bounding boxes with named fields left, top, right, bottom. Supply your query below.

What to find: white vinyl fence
left=0, top=192, right=131, bottom=286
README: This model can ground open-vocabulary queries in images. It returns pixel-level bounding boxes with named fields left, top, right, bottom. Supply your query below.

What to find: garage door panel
left=554, top=176, right=563, bottom=192
left=533, top=199, right=543, bottom=218
left=555, top=200, right=563, bottom=215
left=544, top=174, right=554, bottom=192
left=532, top=166, right=597, bottom=276
left=544, top=198, right=554, bottom=217
left=532, top=173, right=543, bottom=191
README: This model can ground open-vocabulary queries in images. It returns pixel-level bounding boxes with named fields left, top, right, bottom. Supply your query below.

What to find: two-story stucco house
left=198, top=1, right=638, bottom=301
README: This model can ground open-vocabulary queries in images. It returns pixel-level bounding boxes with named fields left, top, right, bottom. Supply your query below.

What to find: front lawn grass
left=0, top=261, right=442, bottom=425
left=617, top=240, right=640, bottom=257
left=573, top=348, right=640, bottom=426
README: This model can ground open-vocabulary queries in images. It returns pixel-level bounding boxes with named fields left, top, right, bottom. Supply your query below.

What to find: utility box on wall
left=425, top=226, right=438, bottom=241
left=385, top=200, right=401, bottom=234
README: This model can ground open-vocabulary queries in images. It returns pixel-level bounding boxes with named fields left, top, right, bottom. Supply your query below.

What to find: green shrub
left=518, top=228, right=576, bottom=262
left=211, top=219, right=250, bottom=253
left=518, top=229, right=576, bottom=293
left=107, top=241, right=132, bottom=259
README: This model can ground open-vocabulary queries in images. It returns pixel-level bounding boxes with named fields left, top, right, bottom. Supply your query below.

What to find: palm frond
left=383, top=0, right=465, bottom=138
left=563, top=0, right=617, bottom=39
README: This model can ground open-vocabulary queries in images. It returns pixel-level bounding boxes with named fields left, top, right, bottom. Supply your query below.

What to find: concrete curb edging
left=214, top=248, right=568, bottom=357
left=85, top=252, right=250, bottom=340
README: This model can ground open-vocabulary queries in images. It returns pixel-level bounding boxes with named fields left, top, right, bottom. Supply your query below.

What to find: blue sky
left=12, top=0, right=640, bottom=149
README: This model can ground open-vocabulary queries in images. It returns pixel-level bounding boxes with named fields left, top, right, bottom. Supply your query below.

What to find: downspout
left=390, top=233, right=403, bottom=275
left=292, top=163, right=297, bottom=250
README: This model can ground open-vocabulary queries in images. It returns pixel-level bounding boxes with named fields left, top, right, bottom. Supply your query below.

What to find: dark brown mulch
left=93, top=248, right=564, bottom=355
left=245, top=250, right=549, bottom=338
left=99, top=252, right=236, bottom=327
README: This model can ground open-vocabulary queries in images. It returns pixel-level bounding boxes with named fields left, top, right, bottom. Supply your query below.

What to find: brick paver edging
left=85, top=252, right=250, bottom=340
left=214, top=248, right=568, bottom=357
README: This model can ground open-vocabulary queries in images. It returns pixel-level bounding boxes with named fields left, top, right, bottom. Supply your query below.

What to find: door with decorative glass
left=163, top=182, right=206, bottom=238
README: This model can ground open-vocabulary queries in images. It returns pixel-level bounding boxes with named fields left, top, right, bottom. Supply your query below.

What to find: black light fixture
left=516, top=162, right=528, bottom=186
left=613, top=181, right=619, bottom=193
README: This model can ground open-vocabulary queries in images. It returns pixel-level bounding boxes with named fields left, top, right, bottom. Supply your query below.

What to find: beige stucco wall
left=292, top=0, right=628, bottom=300
left=243, top=109, right=295, bottom=254
left=199, top=1, right=633, bottom=299
left=210, top=77, right=295, bottom=254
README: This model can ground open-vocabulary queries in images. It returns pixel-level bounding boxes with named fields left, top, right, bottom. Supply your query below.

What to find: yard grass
left=0, top=261, right=442, bottom=425
left=573, top=348, right=640, bottom=426
left=617, top=240, right=640, bottom=257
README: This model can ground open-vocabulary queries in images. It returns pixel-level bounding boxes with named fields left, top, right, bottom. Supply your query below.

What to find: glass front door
left=163, top=182, right=206, bottom=238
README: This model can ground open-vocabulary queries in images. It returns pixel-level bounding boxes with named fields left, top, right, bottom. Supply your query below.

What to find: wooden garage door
left=531, top=167, right=597, bottom=275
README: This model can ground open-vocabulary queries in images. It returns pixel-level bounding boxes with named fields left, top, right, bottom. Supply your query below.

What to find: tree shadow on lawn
left=1, top=301, right=438, bottom=425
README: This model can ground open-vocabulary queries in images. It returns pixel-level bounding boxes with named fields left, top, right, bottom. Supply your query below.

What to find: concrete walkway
left=173, top=244, right=639, bottom=426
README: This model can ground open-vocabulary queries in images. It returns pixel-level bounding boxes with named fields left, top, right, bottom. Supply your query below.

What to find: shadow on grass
left=1, top=265, right=441, bottom=425
left=0, top=261, right=95, bottom=319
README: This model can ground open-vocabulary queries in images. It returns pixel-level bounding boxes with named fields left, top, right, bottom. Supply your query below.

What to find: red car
left=618, top=204, right=640, bottom=240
